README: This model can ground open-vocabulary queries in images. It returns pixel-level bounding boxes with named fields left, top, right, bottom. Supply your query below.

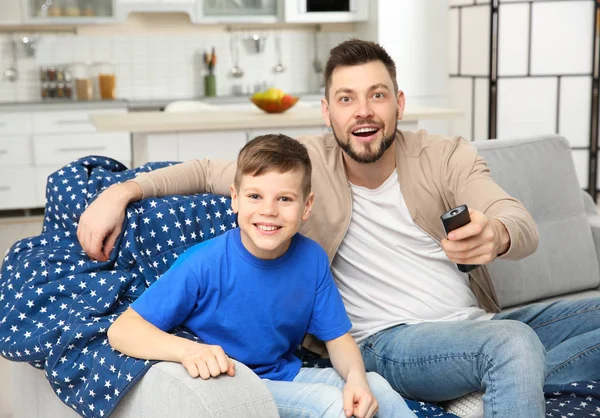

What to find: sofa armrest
left=113, top=361, right=279, bottom=418
left=582, top=190, right=599, bottom=217
left=582, top=191, right=600, bottom=271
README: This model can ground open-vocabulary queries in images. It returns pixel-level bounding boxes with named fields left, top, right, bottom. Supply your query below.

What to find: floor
left=0, top=215, right=44, bottom=418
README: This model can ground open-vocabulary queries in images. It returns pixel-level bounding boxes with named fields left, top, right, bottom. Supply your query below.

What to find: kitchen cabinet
left=0, top=0, right=24, bottom=25
left=282, top=0, right=368, bottom=23
left=0, top=105, right=130, bottom=211
left=195, top=0, right=277, bottom=24
left=133, top=130, right=248, bottom=166
left=22, top=0, right=118, bottom=25
left=117, top=0, right=197, bottom=20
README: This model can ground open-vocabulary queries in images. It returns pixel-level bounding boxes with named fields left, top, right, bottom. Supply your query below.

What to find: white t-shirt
left=331, top=171, right=492, bottom=343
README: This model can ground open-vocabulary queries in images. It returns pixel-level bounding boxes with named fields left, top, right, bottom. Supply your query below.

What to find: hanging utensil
left=272, top=32, right=285, bottom=73
left=312, top=27, right=323, bottom=75
left=3, top=40, right=19, bottom=83
left=229, top=35, right=244, bottom=78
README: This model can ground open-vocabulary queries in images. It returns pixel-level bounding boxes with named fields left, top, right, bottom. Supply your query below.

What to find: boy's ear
left=230, top=184, right=239, bottom=214
left=301, top=192, right=315, bottom=221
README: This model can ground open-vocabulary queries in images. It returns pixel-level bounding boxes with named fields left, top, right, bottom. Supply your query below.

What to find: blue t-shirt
left=131, top=228, right=351, bottom=381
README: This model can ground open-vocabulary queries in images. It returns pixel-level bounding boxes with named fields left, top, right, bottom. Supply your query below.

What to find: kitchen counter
left=0, top=99, right=129, bottom=112
left=92, top=104, right=463, bottom=134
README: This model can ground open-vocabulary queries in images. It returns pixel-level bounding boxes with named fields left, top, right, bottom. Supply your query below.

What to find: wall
left=0, top=13, right=353, bottom=102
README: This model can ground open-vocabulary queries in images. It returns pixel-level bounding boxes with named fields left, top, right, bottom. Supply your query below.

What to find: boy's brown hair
left=234, top=134, right=312, bottom=198
left=324, top=38, right=398, bottom=100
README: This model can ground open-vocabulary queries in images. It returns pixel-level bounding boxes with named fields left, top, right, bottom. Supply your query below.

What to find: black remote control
left=440, top=205, right=479, bottom=273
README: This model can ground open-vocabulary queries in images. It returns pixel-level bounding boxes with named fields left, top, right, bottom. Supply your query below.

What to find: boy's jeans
left=359, top=298, right=600, bottom=418
left=263, top=367, right=416, bottom=418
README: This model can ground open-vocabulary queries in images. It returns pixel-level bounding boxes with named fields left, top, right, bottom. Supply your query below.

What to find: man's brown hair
left=234, top=134, right=312, bottom=198
left=324, top=38, right=398, bottom=100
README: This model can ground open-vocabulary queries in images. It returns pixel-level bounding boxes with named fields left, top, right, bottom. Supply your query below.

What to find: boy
left=107, top=134, right=415, bottom=418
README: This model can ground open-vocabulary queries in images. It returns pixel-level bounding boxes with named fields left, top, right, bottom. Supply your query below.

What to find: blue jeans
left=263, top=367, right=416, bottom=417
left=359, top=298, right=600, bottom=418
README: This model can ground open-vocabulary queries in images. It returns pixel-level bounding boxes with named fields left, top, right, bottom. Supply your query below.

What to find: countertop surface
left=92, top=103, right=463, bottom=133
left=0, top=92, right=326, bottom=112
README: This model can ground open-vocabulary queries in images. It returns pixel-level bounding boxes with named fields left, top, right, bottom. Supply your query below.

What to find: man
left=78, top=39, right=600, bottom=417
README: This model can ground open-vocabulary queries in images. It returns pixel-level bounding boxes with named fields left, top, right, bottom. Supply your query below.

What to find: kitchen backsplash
left=0, top=29, right=352, bottom=102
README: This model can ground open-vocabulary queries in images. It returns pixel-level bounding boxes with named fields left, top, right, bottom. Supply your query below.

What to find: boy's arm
left=325, top=333, right=378, bottom=418
left=77, top=158, right=236, bottom=261
left=108, top=307, right=235, bottom=379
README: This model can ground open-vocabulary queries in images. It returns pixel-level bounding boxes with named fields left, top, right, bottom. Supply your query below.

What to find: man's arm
left=441, top=138, right=539, bottom=263
left=77, top=158, right=236, bottom=261
left=325, top=333, right=378, bottom=418
left=108, top=308, right=235, bottom=379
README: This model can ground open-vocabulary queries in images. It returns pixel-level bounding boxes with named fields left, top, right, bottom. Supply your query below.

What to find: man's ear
left=230, top=184, right=239, bottom=214
left=302, top=192, right=315, bottom=221
left=396, top=89, right=406, bottom=121
left=321, top=98, right=331, bottom=127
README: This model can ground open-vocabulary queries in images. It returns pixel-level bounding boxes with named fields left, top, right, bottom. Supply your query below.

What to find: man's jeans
left=263, top=367, right=416, bottom=417
left=359, top=298, right=600, bottom=418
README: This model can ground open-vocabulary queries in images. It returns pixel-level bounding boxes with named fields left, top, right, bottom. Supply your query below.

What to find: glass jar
left=72, top=62, right=93, bottom=101
left=63, top=0, right=80, bottom=17
left=94, top=62, right=116, bottom=100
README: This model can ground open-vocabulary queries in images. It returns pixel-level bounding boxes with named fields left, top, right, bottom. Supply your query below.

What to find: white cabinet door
left=195, top=0, right=277, bottom=23
left=247, top=126, right=327, bottom=140
left=0, top=112, right=32, bottom=135
left=0, top=0, right=23, bottom=24
left=0, top=167, right=37, bottom=210
left=117, top=0, right=196, bottom=20
left=32, top=133, right=131, bottom=166
left=0, top=136, right=32, bottom=166
left=178, top=131, right=247, bottom=161
left=22, top=0, right=118, bottom=24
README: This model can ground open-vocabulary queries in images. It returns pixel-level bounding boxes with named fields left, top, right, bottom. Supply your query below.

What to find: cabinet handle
left=57, top=146, right=106, bottom=153
left=0, top=150, right=7, bottom=155
left=0, top=186, right=10, bottom=191
left=56, top=120, right=90, bottom=125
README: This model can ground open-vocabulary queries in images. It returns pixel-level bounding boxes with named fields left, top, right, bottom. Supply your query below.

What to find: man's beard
left=332, top=126, right=396, bottom=164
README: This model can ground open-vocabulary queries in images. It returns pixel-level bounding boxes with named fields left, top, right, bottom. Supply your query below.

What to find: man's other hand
left=77, top=181, right=143, bottom=261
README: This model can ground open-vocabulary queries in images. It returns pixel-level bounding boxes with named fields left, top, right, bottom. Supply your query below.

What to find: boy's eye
left=248, top=194, right=260, bottom=199
left=279, top=196, right=293, bottom=202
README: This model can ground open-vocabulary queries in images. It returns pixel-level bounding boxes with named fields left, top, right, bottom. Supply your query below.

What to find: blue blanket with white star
left=0, top=156, right=599, bottom=418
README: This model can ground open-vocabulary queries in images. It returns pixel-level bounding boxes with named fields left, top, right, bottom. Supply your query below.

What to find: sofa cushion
left=473, top=135, right=600, bottom=308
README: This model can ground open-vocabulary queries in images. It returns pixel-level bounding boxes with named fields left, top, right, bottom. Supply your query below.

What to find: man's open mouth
left=352, top=126, right=380, bottom=137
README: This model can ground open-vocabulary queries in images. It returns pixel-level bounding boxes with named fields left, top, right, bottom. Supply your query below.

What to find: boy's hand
left=180, top=343, right=236, bottom=379
left=342, top=378, right=378, bottom=418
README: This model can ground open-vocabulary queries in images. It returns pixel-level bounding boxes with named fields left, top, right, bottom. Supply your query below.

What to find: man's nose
left=355, top=99, right=374, bottom=119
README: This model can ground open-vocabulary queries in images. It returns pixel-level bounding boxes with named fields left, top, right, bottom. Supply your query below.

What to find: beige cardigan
left=134, top=130, right=539, bottom=314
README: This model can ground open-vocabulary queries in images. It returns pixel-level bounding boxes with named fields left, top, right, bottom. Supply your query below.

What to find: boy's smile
left=231, top=169, right=314, bottom=260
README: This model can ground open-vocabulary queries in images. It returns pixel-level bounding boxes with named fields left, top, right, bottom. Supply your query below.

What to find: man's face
left=230, top=169, right=313, bottom=260
left=321, top=61, right=405, bottom=164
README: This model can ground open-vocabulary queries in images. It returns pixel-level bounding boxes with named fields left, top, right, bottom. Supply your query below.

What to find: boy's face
left=230, top=169, right=314, bottom=260
left=321, top=60, right=405, bottom=164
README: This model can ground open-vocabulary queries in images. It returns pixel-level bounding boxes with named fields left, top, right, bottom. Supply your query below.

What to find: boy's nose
left=260, top=201, right=277, bottom=216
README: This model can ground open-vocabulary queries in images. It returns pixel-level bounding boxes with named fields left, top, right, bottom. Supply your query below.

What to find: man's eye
left=373, top=92, right=385, bottom=99
left=339, top=96, right=351, bottom=103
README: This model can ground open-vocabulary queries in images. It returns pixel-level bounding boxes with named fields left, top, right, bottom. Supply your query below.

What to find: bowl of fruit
left=251, top=88, right=299, bottom=113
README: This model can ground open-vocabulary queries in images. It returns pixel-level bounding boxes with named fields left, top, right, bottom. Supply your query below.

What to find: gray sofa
left=11, top=134, right=600, bottom=417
